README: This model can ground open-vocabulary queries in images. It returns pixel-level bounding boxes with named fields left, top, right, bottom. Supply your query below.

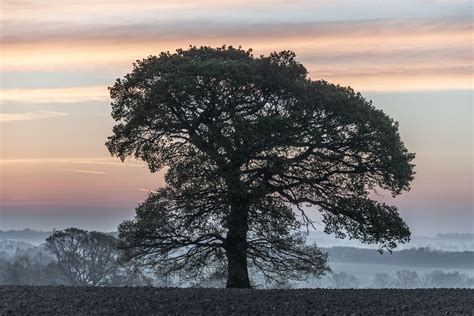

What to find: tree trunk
left=225, top=202, right=251, bottom=288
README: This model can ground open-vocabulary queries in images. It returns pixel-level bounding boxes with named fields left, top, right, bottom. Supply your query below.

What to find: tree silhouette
left=46, top=228, right=118, bottom=286
left=107, top=46, right=415, bottom=288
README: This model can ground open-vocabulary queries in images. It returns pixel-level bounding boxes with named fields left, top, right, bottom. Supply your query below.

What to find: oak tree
left=107, top=46, right=415, bottom=288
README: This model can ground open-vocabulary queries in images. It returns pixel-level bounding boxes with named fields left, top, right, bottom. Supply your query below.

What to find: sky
left=0, top=0, right=472, bottom=236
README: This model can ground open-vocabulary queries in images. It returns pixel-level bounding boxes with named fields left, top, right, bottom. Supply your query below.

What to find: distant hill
left=325, top=246, right=474, bottom=269
left=0, top=229, right=118, bottom=246
left=436, top=233, right=474, bottom=240
left=305, top=231, right=474, bottom=252
left=0, top=229, right=52, bottom=245
left=1, top=229, right=472, bottom=251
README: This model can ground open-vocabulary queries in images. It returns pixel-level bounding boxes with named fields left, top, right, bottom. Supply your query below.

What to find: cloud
left=70, top=160, right=145, bottom=168
left=0, top=158, right=146, bottom=167
left=63, top=169, right=109, bottom=175
left=1, top=2, right=472, bottom=92
left=3, top=14, right=471, bottom=46
left=137, top=188, right=157, bottom=193
left=0, top=86, right=108, bottom=103
left=0, top=111, right=68, bottom=122
left=1, top=14, right=471, bottom=92
left=2, top=0, right=470, bottom=30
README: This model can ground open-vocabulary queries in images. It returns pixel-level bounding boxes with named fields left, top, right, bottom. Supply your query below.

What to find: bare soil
left=1, top=286, right=472, bottom=315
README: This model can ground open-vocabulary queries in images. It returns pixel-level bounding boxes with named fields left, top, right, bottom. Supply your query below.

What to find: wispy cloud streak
left=137, top=188, right=157, bottom=194
left=63, top=169, right=109, bottom=175
left=0, top=158, right=146, bottom=167
left=0, top=86, right=108, bottom=103
left=0, top=111, right=68, bottom=122
left=3, top=15, right=471, bottom=45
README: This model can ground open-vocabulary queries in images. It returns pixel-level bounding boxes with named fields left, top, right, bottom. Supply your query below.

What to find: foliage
left=107, top=45, right=415, bottom=287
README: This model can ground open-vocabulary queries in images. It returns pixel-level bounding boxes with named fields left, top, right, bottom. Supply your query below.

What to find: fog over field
left=1, top=229, right=472, bottom=289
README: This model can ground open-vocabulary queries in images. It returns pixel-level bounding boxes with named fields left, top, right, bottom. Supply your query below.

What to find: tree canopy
left=107, top=46, right=415, bottom=288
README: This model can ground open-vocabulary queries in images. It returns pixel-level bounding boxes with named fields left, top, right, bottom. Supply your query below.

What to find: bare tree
left=46, top=228, right=118, bottom=286
left=395, top=270, right=419, bottom=288
left=420, top=273, right=433, bottom=288
left=373, top=273, right=392, bottom=288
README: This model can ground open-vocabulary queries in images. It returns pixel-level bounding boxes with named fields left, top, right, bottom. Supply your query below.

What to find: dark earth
left=1, top=286, right=473, bottom=315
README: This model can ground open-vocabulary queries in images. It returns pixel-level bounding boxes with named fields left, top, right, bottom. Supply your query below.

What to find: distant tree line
left=0, top=228, right=152, bottom=287
left=306, top=270, right=474, bottom=289
left=372, top=270, right=474, bottom=289
left=0, top=253, right=62, bottom=286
